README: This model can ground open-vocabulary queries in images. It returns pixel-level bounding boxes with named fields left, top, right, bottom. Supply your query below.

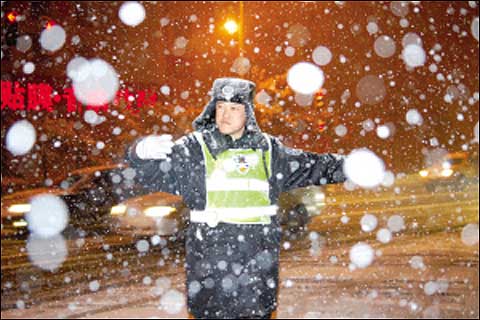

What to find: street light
left=220, top=2, right=244, bottom=55
left=224, top=19, right=239, bottom=35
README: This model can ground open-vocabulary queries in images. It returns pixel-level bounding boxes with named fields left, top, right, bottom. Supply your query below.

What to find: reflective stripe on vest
left=190, top=206, right=278, bottom=227
left=192, top=131, right=273, bottom=224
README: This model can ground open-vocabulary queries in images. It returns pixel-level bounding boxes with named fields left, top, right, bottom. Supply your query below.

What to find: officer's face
left=215, top=101, right=247, bottom=140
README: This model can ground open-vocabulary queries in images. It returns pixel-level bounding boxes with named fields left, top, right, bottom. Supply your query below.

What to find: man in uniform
left=126, top=78, right=346, bottom=319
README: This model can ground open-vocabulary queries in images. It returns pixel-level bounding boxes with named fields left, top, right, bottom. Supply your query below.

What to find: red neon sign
left=1, top=81, right=160, bottom=115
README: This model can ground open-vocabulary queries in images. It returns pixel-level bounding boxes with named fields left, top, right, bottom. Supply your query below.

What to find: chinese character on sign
left=131, top=89, right=158, bottom=113
left=1, top=81, right=159, bottom=115
left=114, top=88, right=134, bottom=110
left=62, top=88, right=81, bottom=113
left=27, top=83, right=54, bottom=112
left=1, top=81, right=26, bottom=111
left=113, top=88, right=158, bottom=113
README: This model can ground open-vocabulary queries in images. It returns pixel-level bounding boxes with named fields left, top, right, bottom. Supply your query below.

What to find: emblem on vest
left=234, top=155, right=250, bottom=174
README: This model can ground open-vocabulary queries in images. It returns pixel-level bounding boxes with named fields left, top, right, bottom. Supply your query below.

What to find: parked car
left=277, top=185, right=327, bottom=240
left=419, top=151, right=478, bottom=192
left=107, top=184, right=328, bottom=243
left=109, top=191, right=189, bottom=241
left=1, top=163, right=143, bottom=238
left=2, top=183, right=66, bottom=238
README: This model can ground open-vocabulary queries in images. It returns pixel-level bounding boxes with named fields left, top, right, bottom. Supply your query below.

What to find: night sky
left=1, top=1, right=479, bottom=187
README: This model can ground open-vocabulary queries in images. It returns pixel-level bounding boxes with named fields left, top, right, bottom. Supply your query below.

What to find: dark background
left=1, top=1, right=478, bottom=189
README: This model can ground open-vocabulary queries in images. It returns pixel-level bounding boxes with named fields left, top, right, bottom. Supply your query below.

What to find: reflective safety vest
left=190, top=131, right=277, bottom=227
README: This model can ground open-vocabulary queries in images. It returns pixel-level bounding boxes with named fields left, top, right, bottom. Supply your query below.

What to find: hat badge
left=222, top=85, right=235, bottom=102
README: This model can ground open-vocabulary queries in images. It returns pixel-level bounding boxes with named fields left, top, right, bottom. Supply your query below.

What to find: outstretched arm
left=124, top=135, right=179, bottom=195
left=270, top=136, right=346, bottom=196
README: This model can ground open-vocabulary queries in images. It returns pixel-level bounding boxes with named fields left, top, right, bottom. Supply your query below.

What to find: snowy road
left=1, top=178, right=478, bottom=318
left=1, top=1, right=478, bottom=319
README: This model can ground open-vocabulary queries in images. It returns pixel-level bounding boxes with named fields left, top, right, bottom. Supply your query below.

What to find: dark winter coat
left=126, top=78, right=346, bottom=319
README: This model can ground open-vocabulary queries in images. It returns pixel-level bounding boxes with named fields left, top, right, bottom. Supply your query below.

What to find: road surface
left=1, top=175, right=478, bottom=318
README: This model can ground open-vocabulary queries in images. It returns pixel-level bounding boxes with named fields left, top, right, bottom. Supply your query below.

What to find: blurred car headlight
left=13, top=219, right=28, bottom=228
left=8, top=204, right=31, bottom=213
left=110, top=204, right=127, bottom=216
left=441, top=168, right=453, bottom=177
left=419, top=170, right=429, bottom=178
left=442, top=161, right=451, bottom=169
left=313, top=192, right=326, bottom=204
left=144, top=206, right=176, bottom=218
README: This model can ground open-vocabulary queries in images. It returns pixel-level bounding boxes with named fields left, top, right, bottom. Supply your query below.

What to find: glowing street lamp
left=224, top=19, right=239, bottom=35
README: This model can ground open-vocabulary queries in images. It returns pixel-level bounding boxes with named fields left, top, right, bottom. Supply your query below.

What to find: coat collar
left=200, top=127, right=269, bottom=159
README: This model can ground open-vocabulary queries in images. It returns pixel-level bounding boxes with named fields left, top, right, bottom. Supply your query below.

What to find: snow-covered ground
left=2, top=181, right=478, bottom=318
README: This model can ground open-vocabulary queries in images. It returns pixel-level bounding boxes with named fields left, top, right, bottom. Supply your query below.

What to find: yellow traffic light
left=7, top=11, right=18, bottom=23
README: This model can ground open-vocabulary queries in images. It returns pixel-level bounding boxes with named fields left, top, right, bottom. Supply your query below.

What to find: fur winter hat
left=211, top=77, right=255, bottom=104
left=192, top=77, right=261, bottom=132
